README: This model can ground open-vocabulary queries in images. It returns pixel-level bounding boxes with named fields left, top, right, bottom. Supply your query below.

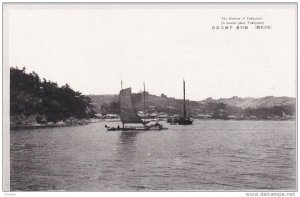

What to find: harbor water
left=10, top=120, right=296, bottom=191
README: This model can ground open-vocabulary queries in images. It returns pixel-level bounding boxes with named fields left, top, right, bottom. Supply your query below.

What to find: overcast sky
left=5, top=3, right=296, bottom=100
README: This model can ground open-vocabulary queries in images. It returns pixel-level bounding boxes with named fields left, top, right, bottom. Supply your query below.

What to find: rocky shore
left=10, top=115, right=100, bottom=130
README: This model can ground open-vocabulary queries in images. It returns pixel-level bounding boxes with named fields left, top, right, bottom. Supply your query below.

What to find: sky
left=4, top=3, right=297, bottom=100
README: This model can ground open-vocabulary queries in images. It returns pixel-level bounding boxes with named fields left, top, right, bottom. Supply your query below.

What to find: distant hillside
left=88, top=92, right=295, bottom=118
left=88, top=95, right=119, bottom=113
left=89, top=92, right=199, bottom=114
left=133, top=92, right=201, bottom=114
left=200, top=96, right=295, bottom=109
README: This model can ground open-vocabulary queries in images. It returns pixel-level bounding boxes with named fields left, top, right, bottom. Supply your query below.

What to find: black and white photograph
left=2, top=2, right=297, bottom=193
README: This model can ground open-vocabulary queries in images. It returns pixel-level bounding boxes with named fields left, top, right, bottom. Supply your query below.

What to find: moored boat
left=169, top=80, right=193, bottom=125
left=105, top=82, right=167, bottom=131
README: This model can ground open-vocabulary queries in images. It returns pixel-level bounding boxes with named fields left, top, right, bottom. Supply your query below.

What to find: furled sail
left=119, top=88, right=143, bottom=124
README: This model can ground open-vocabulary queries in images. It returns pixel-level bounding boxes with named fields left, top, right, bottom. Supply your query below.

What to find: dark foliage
left=10, top=67, right=95, bottom=122
left=243, top=105, right=295, bottom=119
left=101, top=102, right=120, bottom=114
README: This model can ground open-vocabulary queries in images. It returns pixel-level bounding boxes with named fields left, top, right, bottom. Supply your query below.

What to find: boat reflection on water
left=117, top=131, right=139, bottom=161
left=119, top=131, right=138, bottom=146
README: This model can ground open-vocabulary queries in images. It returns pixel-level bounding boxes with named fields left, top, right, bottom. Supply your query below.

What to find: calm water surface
left=10, top=120, right=296, bottom=191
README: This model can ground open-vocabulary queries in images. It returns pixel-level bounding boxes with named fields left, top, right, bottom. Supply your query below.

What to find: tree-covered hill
left=10, top=67, right=95, bottom=125
left=200, top=96, right=295, bottom=109
left=89, top=92, right=295, bottom=119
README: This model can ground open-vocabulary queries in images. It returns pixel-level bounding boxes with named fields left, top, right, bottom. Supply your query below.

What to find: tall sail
left=119, top=88, right=143, bottom=124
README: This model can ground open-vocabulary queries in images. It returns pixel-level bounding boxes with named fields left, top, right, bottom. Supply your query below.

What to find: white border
left=1, top=1, right=298, bottom=197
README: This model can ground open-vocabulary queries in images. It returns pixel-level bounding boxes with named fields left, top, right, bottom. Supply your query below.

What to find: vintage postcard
left=3, top=3, right=297, bottom=193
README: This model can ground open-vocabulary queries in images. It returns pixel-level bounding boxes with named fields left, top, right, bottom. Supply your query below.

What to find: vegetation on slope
left=10, top=67, right=95, bottom=125
left=89, top=92, right=295, bottom=119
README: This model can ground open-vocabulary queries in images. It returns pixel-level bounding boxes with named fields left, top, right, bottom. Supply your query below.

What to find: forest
left=10, top=67, right=95, bottom=124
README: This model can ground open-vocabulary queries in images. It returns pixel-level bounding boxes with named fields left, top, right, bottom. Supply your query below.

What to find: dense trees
left=10, top=67, right=95, bottom=123
left=100, top=102, right=119, bottom=114
left=243, top=105, right=295, bottom=119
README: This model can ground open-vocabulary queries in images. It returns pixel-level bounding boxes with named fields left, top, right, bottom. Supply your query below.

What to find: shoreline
left=10, top=118, right=295, bottom=131
left=10, top=118, right=102, bottom=131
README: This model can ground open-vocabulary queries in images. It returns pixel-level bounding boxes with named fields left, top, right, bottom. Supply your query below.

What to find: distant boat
left=168, top=80, right=193, bottom=125
left=177, top=80, right=193, bottom=125
left=105, top=83, right=167, bottom=131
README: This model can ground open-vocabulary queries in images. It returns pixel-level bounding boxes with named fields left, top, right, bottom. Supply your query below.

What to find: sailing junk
left=168, top=80, right=194, bottom=125
left=106, top=87, right=167, bottom=131
left=119, top=88, right=143, bottom=124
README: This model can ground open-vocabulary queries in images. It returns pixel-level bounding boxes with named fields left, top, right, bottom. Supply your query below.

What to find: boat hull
left=105, top=124, right=167, bottom=131
left=177, top=117, right=194, bottom=125
left=168, top=117, right=194, bottom=125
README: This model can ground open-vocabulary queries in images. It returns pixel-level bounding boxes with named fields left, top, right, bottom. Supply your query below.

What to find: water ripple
left=10, top=120, right=296, bottom=191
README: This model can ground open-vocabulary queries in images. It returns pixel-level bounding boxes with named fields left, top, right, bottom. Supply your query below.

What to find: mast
left=183, top=79, right=186, bottom=118
left=143, top=82, right=146, bottom=119
left=120, top=80, right=124, bottom=128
